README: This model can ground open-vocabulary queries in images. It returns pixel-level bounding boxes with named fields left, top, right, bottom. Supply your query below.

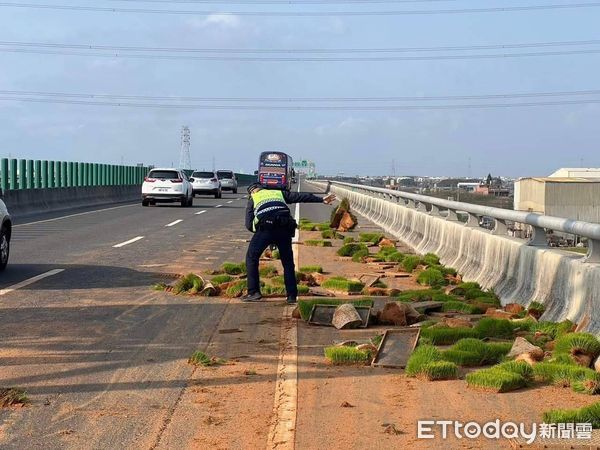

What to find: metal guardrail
left=0, top=158, right=150, bottom=191
left=323, top=180, right=600, bottom=263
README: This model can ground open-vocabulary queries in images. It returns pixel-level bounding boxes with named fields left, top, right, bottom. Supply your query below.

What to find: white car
left=141, top=168, right=194, bottom=207
left=0, top=199, right=11, bottom=271
left=190, top=171, right=222, bottom=198
left=217, top=170, right=238, bottom=193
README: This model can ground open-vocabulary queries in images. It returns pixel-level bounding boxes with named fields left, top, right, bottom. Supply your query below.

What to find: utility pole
left=179, top=126, right=192, bottom=170
left=212, top=156, right=215, bottom=172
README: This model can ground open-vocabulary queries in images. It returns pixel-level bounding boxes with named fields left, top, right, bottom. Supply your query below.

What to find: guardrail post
left=34, top=160, right=41, bottom=188
left=48, top=160, right=55, bottom=188
left=527, top=226, right=547, bottom=247
left=55, top=161, right=62, bottom=188
left=18, top=159, right=26, bottom=189
left=41, top=160, right=48, bottom=188
left=9, top=159, right=17, bottom=190
left=584, top=240, right=600, bottom=263
left=26, top=160, right=34, bottom=189
left=68, top=162, right=74, bottom=187
left=465, top=213, right=480, bottom=228
left=78, top=162, right=84, bottom=186
left=1, top=159, right=9, bottom=192
left=446, top=208, right=459, bottom=221
left=492, top=218, right=508, bottom=236
left=61, top=162, right=67, bottom=187
left=429, top=204, right=441, bottom=216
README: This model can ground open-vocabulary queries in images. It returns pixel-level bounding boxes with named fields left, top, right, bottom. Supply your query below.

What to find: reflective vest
left=251, top=189, right=289, bottom=231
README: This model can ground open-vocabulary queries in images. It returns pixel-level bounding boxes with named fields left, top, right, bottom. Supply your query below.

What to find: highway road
left=0, top=189, right=290, bottom=448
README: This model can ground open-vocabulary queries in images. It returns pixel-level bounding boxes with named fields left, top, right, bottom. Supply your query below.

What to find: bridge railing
left=0, top=158, right=150, bottom=191
left=323, top=180, right=600, bottom=263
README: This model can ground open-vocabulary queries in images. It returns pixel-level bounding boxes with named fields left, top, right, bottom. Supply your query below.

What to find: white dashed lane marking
left=195, top=210, right=207, bottom=215
left=166, top=220, right=183, bottom=227
left=113, top=236, right=145, bottom=248
left=226, top=200, right=233, bottom=204
left=215, top=205, right=223, bottom=208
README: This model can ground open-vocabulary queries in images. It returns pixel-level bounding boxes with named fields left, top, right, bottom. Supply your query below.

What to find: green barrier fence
left=0, top=158, right=151, bottom=191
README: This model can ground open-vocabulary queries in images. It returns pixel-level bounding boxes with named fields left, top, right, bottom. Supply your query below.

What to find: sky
left=0, top=1, right=599, bottom=177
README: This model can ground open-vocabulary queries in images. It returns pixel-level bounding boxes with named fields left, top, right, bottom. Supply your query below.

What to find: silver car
left=0, top=199, right=11, bottom=271
left=217, top=170, right=238, bottom=193
left=190, top=171, right=222, bottom=198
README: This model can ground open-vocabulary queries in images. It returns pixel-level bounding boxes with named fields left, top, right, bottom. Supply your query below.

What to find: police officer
left=243, top=183, right=335, bottom=304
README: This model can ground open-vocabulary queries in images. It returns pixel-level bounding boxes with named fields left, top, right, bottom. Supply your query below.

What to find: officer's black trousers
left=246, top=229, right=297, bottom=298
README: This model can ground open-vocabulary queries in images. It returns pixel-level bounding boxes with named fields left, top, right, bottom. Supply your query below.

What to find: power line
left=1, top=1, right=600, bottom=16
left=2, top=95, right=600, bottom=110
left=104, top=0, right=481, bottom=4
left=3, top=88, right=600, bottom=102
left=2, top=38, right=600, bottom=53
left=3, top=47, right=600, bottom=60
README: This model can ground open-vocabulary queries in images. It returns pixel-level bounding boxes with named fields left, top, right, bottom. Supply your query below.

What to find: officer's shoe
left=286, top=297, right=297, bottom=304
left=242, top=292, right=263, bottom=302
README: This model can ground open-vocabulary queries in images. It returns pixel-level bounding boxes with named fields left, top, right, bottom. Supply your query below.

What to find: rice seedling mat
left=372, top=328, right=421, bottom=368
left=411, top=301, right=444, bottom=313
left=308, top=304, right=372, bottom=328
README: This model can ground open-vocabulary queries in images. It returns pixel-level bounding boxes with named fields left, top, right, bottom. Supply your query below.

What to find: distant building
left=514, top=169, right=600, bottom=223
left=548, top=167, right=600, bottom=179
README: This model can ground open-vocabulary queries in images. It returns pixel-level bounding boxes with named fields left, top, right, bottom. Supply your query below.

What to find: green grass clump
left=359, top=233, right=383, bottom=244
left=401, top=255, right=422, bottom=273
left=343, top=236, right=355, bottom=244
left=429, top=264, right=458, bottom=277
left=416, top=268, right=447, bottom=288
left=554, top=333, right=600, bottom=360
left=528, top=301, right=546, bottom=312
left=188, top=351, right=223, bottom=367
left=211, top=274, right=233, bottom=285
left=0, top=388, right=29, bottom=407
left=442, top=339, right=511, bottom=367
left=299, top=222, right=317, bottom=231
left=321, top=229, right=337, bottom=239
left=221, top=261, right=246, bottom=275
left=316, top=222, right=331, bottom=231
left=420, top=361, right=459, bottom=380
left=337, top=243, right=368, bottom=257
left=297, top=285, right=310, bottom=295
left=442, top=301, right=484, bottom=314
left=259, top=265, right=278, bottom=278
left=466, top=367, right=528, bottom=393
left=304, top=239, right=332, bottom=247
left=531, top=320, right=575, bottom=339
left=420, top=327, right=479, bottom=345
left=272, top=248, right=280, bottom=259
left=422, top=253, right=440, bottom=266
left=173, top=273, right=204, bottom=295
left=297, top=298, right=374, bottom=321
left=152, top=282, right=168, bottom=291
left=396, top=289, right=439, bottom=302
left=495, top=360, right=534, bottom=380
left=324, top=346, right=371, bottom=365
left=351, top=247, right=370, bottom=262
left=262, top=284, right=287, bottom=295
left=543, top=402, right=600, bottom=428
left=572, top=378, right=600, bottom=395
left=406, top=345, right=442, bottom=376
left=225, top=280, right=247, bottom=297
left=299, top=265, right=323, bottom=274
left=270, top=275, right=285, bottom=286
left=533, top=362, right=599, bottom=386
left=322, top=277, right=365, bottom=293
left=474, top=317, right=515, bottom=339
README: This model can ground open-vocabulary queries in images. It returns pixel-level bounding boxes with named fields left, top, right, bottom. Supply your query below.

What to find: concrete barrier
left=2, top=185, right=141, bottom=219
left=324, top=182, right=600, bottom=334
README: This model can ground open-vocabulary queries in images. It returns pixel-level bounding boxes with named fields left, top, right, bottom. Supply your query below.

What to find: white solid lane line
left=166, top=219, right=183, bottom=227
left=14, top=204, right=137, bottom=228
left=0, top=269, right=65, bottom=296
left=113, top=236, right=145, bottom=248
left=195, top=210, right=207, bottom=215
left=215, top=205, right=223, bottom=208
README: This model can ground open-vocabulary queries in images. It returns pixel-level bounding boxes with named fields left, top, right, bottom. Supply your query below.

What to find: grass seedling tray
left=308, top=304, right=371, bottom=328
left=372, top=328, right=421, bottom=368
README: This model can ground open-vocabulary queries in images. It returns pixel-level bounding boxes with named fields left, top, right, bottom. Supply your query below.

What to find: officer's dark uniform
left=245, top=186, right=324, bottom=301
